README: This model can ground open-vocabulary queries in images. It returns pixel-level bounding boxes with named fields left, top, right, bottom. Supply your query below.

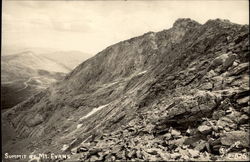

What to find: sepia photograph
left=1, top=0, right=249, bottom=161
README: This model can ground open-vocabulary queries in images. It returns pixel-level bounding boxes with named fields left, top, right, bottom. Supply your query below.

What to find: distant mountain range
left=1, top=50, right=92, bottom=109
left=1, top=51, right=70, bottom=109
left=40, top=51, right=92, bottom=69
left=2, top=47, right=93, bottom=69
left=2, top=51, right=70, bottom=81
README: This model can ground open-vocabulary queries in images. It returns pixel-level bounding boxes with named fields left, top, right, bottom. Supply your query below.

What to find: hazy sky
left=2, top=0, right=249, bottom=54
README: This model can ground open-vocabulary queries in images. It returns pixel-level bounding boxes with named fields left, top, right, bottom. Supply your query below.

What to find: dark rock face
left=2, top=18, right=249, bottom=161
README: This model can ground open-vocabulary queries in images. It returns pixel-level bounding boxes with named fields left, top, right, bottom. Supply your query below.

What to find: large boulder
left=237, top=96, right=249, bottom=105
left=220, top=131, right=249, bottom=148
left=197, top=125, right=212, bottom=135
left=160, top=91, right=218, bottom=123
left=228, top=62, right=249, bottom=76
left=221, top=53, right=237, bottom=72
left=26, top=114, right=44, bottom=127
left=209, top=53, right=237, bottom=72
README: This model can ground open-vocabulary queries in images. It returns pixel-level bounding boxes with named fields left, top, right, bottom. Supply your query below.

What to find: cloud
left=2, top=0, right=249, bottom=54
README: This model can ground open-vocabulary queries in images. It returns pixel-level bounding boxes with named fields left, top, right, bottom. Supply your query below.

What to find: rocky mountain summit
left=2, top=18, right=249, bottom=161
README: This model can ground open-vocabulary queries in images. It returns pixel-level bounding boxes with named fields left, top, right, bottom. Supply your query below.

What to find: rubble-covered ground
left=68, top=21, right=249, bottom=161
left=70, top=62, right=249, bottom=161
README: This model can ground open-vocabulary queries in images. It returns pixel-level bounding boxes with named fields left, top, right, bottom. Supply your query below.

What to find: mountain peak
left=205, top=18, right=232, bottom=24
left=203, top=18, right=241, bottom=28
left=18, top=50, right=37, bottom=57
left=172, top=18, right=200, bottom=29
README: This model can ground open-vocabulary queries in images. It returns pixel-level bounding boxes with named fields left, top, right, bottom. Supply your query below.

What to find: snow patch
left=79, top=104, right=109, bottom=121
left=137, top=70, right=147, bottom=75
left=108, top=81, right=118, bottom=86
left=67, top=118, right=72, bottom=121
left=104, top=81, right=119, bottom=88
left=77, top=124, right=83, bottom=129
left=61, top=144, right=69, bottom=151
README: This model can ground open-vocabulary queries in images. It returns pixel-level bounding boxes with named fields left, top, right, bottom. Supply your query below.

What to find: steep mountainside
left=1, top=51, right=70, bottom=109
left=2, top=19, right=249, bottom=161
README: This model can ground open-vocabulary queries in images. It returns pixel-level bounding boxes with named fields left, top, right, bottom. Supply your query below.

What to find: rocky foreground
left=2, top=18, right=249, bottom=161
left=69, top=20, right=250, bottom=161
